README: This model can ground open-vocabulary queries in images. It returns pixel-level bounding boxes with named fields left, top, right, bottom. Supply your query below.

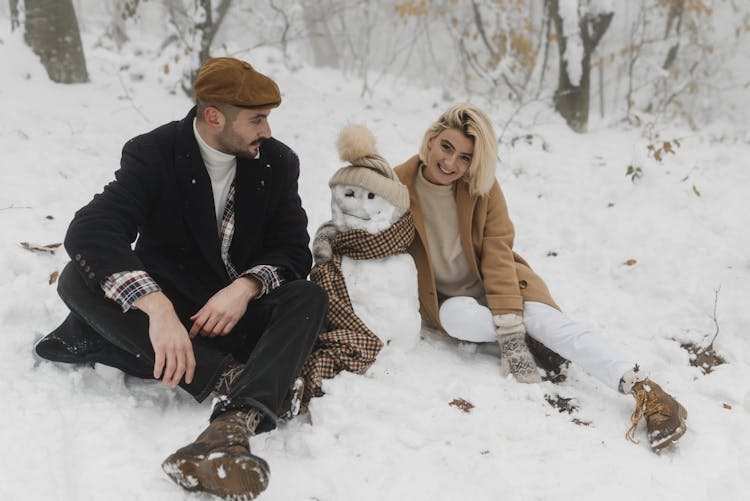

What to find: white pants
left=439, top=297, right=635, bottom=391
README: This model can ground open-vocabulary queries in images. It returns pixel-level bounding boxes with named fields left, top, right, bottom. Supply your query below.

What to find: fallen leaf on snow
left=20, top=242, right=63, bottom=254
left=449, top=398, right=474, bottom=413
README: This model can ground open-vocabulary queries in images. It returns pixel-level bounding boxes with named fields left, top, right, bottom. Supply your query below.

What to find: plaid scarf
left=301, top=212, right=415, bottom=400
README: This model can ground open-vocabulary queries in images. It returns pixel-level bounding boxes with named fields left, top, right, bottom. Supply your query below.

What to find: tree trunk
left=197, top=0, right=213, bottom=68
left=10, top=0, right=20, bottom=31
left=662, top=0, right=685, bottom=70
left=102, top=0, right=141, bottom=50
left=179, top=0, right=234, bottom=98
left=549, top=0, right=612, bottom=132
left=302, top=1, right=340, bottom=68
left=24, top=0, right=89, bottom=83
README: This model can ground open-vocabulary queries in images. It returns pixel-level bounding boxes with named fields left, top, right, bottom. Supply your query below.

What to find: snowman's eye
left=367, top=192, right=375, bottom=199
left=345, top=190, right=355, bottom=197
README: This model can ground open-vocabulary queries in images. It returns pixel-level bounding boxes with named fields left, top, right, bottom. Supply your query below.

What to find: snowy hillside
left=1, top=20, right=749, bottom=501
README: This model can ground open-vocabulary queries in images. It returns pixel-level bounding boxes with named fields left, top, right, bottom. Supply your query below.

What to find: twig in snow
left=1, top=204, right=33, bottom=211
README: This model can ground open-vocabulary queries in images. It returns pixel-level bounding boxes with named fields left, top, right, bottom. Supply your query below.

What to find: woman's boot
left=622, top=370, right=688, bottom=451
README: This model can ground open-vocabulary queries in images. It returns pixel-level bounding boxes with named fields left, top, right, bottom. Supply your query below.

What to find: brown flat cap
left=193, top=57, right=281, bottom=109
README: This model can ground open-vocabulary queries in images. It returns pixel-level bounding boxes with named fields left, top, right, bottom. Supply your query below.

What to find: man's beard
left=218, top=130, right=263, bottom=159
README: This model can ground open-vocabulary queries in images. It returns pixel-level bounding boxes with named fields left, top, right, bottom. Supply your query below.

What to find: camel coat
left=394, top=156, right=558, bottom=331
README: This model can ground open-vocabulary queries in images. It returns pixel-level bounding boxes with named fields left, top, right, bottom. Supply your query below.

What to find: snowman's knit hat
left=329, top=124, right=410, bottom=210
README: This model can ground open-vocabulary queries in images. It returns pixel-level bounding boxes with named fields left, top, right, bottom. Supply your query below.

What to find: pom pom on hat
left=337, top=124, right=377, bottom=162
left=329, top=124, right=410, bottom=210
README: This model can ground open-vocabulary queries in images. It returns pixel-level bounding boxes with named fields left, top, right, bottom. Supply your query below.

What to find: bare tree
left=23, top=0, right=89, bottom=83
left=549, top=0, right=613, bottom=132
left=9, top=0, right=20, bottom=31
left=661, top=0, right=685, bottom=70
left=301, top=0, right=340, bottom=68
left=160, top=0, right=232, bottom=97
left=100, top=0, right=142, bottom=50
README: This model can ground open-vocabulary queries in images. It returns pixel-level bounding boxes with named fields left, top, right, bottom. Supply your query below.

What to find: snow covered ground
left=1, top=21, right=749, bottom=501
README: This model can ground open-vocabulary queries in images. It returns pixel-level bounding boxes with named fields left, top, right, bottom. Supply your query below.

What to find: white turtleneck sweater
left=193, top=118, right=237, bottom=231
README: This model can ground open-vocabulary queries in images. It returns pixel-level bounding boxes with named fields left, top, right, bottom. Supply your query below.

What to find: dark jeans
left=55, top=262, right=327, bottom=433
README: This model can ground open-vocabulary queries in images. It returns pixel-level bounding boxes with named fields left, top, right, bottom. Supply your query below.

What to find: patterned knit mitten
left=312, top=220, right=338, bottom=266
left=494, top=313, right=542, bottom=384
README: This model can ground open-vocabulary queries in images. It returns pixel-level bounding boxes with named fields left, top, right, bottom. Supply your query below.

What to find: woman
left=392, top=103, right=687, bottom=452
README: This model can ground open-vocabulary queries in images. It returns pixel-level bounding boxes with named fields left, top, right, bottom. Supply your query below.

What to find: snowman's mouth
left=342, top=211, right=371, bottom=221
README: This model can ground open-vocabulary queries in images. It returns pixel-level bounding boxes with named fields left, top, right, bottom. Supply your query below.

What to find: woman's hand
left=494, top=313, right=542, bottom=384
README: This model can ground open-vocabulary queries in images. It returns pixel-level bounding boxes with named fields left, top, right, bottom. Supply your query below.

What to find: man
left=35, top=57, right=327, bottom=499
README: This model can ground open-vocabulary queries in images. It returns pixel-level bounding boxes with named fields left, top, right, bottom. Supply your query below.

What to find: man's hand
left=189, top=276, right=260, bottom=338
left=134, top=291, right=196, bottom=388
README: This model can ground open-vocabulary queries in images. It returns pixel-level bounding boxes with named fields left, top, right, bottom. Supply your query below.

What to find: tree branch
left=708, top=286, right=721, bottom=347
left=10, top=0, right=20, bottom=31
left=585, top=12, right=614, bottom=49
left=471, top=0, right=498, bottom=59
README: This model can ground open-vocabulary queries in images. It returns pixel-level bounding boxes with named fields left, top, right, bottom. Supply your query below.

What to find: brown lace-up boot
left=626, top=379, right=688, bottom=451
left=162, top=408, right=269, bottom=500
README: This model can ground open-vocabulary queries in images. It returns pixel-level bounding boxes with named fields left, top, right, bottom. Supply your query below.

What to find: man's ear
left=203, top=106, right=225, bottom=130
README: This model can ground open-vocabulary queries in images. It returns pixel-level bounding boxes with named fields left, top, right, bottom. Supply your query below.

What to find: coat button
left=80, top=259, right=86, bottom=266
left=75, top=254, right=81, bottom=262
left=88, top=272, right=96, bottom=279
left=519, top=280, right=528, bottom=289
left=85, top=266, right=90, bottom=272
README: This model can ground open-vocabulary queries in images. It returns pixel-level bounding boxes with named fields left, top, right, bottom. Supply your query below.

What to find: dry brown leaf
left=20, top=242, right=63, bottom=254
left=49, top=271, right=59, bottom=285
left=624, top=259, right=637, bottom=266
left=723, top=403, right=732, bottom=410
left=692, top=185, right=701, bottom=197
left=449, top=398, right=474, bottom=413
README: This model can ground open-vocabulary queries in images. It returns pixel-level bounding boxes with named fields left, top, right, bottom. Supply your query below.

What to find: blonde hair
left=418, top=103, right=498, bottom=196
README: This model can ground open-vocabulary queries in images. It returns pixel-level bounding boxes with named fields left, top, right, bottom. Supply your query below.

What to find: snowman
left=300, top=124, right=421, bottom=401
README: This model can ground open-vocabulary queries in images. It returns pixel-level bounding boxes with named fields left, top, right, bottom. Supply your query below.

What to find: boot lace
left=241, top=408, right=263, bottom=436
left=214, top=362, right=245, bottom=395
left=626, top=386, right=647, bottom=443
left=626, top=382, right=670, bottom=443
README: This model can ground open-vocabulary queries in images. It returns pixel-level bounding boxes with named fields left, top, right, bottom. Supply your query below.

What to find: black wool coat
left=64, top=107, right=312, bottom=319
